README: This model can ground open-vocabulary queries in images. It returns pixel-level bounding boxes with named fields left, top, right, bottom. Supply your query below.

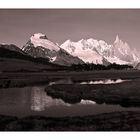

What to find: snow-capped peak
left=114, top=35, right=120, bottom=44
left=78, top=39, right=85, bottom=43
left=22, top=34, right=84, bottom=66
left=30, top=33, right=60, bottom=51
left=60, top=38, right=104, bottom=64
left=31, top=33, right=48, bottom=39
left=60, top=36, right=140, bottom=66
left=22, top=33, right=140, bottom=66
left=63, top=39, right=72, bottom=44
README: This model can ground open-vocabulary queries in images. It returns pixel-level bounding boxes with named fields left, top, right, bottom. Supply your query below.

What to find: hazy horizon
left=0, top=9, right=140, bottom=50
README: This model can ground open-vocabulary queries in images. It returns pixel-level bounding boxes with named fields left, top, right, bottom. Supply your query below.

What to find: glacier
left=60, top=35, right=140, bottom=66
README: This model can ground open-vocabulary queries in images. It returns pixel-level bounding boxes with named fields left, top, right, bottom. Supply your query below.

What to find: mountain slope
left=0, top=47, right=68, bottom=72
left=0, top=44, right=25, bottom=54
left=60, top=35, right=140, bottom=66
left=135, top=62, right=140, bottom=70
left=60, top=39, right=109, bottom=65
left=22, top=33, right=84, bottom=66
left=1, top=33, right=139, bottom=67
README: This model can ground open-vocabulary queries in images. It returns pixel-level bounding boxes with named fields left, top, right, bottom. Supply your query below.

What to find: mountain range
left=0, top=33, right=140, bottom=67
left=60, top=35, right=140, bottom=66
left=22, top=33, right=84, bottom=66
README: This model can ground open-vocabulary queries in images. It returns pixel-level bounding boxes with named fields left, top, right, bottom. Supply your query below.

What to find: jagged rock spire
left=114, top=35, right=120, bottom=43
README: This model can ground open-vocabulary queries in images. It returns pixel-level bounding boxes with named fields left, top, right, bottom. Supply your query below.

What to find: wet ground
left=1, top=70, right=140, bottom=130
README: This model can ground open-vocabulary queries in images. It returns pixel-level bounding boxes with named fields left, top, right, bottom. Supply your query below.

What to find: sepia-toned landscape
left=1, top=9, right=140, bottom=131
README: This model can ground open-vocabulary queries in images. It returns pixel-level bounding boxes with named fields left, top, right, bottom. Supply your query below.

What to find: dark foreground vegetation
left=69, top=63, right=133, bottom=71
left=0, top=111, right=140, bottom=131
left=1, top=70, right=140, bottom=88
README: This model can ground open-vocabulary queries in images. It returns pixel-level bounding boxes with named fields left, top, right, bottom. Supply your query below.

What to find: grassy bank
left=0, top=111, right=140, bottom=131
left=0, top=70, right=140, bottom=88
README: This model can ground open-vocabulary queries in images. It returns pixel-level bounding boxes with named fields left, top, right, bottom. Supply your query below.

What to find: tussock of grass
left=0, top=111, right=140, bottom=131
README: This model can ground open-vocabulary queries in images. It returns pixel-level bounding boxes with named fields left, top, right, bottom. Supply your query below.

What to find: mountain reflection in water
left=48, top=78, right=130, bottom=86
left=31, top=86, right=96, bottom=112
left=80, top=79, right=130, bottom=84
left=0, top=84, right=139, bottom=117
left=31, top=86, right=71, bottom=111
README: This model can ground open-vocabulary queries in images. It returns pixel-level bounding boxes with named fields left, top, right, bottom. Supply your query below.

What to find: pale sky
left=0, top=9, right=140, bottom=50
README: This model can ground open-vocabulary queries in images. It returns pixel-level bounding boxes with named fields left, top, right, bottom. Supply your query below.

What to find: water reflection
left=48, top=78, right=130, bottom=86
left=31, top=86, right=97, bottom=111
left=80, top=100, right=96, bottom=105
left=80, top=79, right=130, bottom=85
left=0, top=84, right=140, bottom=117
left=49, top=79, right=73, bottom=85
left=31, top=86, right=71, bottom=111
